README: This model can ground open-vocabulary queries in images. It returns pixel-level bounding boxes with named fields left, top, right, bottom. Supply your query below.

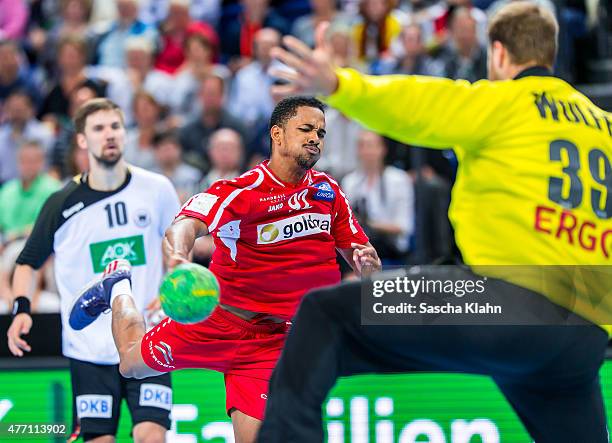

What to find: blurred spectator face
left=185, top=35, right=214, bottom=65
left=242, top=0, right=269, bottom=17
left=4, top=94, right=34, bottom=126
left=451, top=10, right=478, bottom=56
left=154, top=138, right=182, bottom=168
left=209, top=129, right=243, bottom=171
left=362, top=0, right=389, bottom=23
left=126, top=47, right=153, bottom=72
left=58, top=42, right=86, bottom=73
left=200, top=76, right=225, bottom=113
left=402, top=24, right=424, bottom=58
left=357, top=130, right=386, bottom=168
left=71, top=145, right=90, bottom=174
left=134, top=93, right=161, bottom=126
left=117, top=0, right=139, bottom=22
left=167, top=2, right=190, bottom=32
left=69, top=85, right=98, bottom=117
left=63, top=0, right=90, bottom=22
left=18, top=143, right=45, bottom=183
left=253, top=28, right=281, bottom=65
left=311, top=0, right=335, bottom=14
left=0, top=43, right=20, bottom=80
left=330, top=30, right=351, bottom=59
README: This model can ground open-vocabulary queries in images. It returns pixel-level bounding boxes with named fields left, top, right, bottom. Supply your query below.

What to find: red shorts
left=141, top=306, right=289, bottom=420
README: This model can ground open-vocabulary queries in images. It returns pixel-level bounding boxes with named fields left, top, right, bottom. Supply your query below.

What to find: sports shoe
left=68, top=259, right=132, bottom=330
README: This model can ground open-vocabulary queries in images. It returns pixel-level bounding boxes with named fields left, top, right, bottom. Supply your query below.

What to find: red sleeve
left=331, top=181, right=369, bottom=248
left=178, top=181, right=241, bottom=233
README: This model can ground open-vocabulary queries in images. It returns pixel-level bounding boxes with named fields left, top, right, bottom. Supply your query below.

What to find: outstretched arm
left=162, top=215, right=209, bottom=269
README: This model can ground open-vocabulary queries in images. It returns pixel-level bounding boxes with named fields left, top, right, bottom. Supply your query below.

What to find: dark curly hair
left=269, top=96, right=326, bottom=130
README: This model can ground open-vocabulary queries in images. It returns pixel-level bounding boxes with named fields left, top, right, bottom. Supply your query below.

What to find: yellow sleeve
left=325, top=68, right=509, bottom=150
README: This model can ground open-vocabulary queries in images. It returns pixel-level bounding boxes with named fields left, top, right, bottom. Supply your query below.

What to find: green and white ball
left=159, top=263, right=220, bottom=324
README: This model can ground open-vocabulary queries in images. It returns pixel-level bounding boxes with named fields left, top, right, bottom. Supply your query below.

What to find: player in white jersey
left=6, top=98, right=181, bottom=442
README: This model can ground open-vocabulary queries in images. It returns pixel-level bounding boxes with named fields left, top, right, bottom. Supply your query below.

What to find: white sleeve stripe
left=326, top=175, right=359, bottom=235
left=260, top=163, right=286, bottom=188
left=208, top=169, right=265, bottom=232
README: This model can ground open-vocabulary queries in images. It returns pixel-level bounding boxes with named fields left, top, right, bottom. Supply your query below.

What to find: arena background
left=1, top=315, right=612, bottom=442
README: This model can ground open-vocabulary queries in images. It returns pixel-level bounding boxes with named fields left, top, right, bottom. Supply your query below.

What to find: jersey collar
left=259, top=160, right=313, bottom=188
left=514, top=66, right=553, bottom=80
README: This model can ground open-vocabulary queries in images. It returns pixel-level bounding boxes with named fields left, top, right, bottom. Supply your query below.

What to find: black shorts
left=69, top=358, right=172, bottom=438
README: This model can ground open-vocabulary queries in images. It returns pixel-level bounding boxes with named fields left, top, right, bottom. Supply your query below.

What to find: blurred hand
left=351, top=242, right=382, bottom=277
left=269, top=22, right=339, bottom=99
left=7, top=313, right=32, bottom=357
left=166, top=253, right=190, bottom=272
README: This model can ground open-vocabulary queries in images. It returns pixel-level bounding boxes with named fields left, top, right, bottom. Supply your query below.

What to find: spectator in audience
left=328, top=21, right=366, bottom=71
left=0, top=141, right=60, bottom=245
left=124, top=36, right=173, bottom=109
left=219, top=0, right=289, bottom=69
left=315, top=107, right=362, bottom=180
left=192, top=127, right=245, bottom=266
left=124, top=90, right=165, bottom=170
left=49, top=83, right=100, bottom=178
left=200, top=128, right=244, bottom=188
left=172, top=30, right=229, bottom=123
left=352, top=0, right=404, bottom=66
left=377, top=22, right=445, bottom=75
left=0, top=91, right=54, bottom=184
left=93, top=0, right=158, bottom=68
left=151, top=130, right=201, bottom=202
left=407, top=151, right=454, bottom=264
left=0, top=141, right=61, bottom=311
left=229, top=28, right=280, bottom=130
left=291, top=0, right=352, bottom=48
left=32, top=0, right=94, bottom=78
left=64, top=137, right=89, bottom=178
left=0, top=40, right=41, bottom=110
left=437, top=7, right=487, bottom=81
left=39, top=34, right=106, bottom=129
left=0, top=0, right=29, bottom=41
left=342, top=129, right=414, bottom=263
left=155, top=0, right=218, bottom=74
left=139, top=0, right=222, bottom=27
left=179, top=73, right=248, bottom=172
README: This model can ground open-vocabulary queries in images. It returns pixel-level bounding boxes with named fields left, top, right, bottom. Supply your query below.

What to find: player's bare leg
left=230, top=409, right=261, bottom=443
left=69, top=259, right=163, bottom=379
left=132, top=421, right=166, bottom=443
left=111, top=290, right=162, bottom=379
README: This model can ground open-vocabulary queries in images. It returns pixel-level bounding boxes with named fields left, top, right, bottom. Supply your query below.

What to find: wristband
left=12, top=296, right=31, bottom=316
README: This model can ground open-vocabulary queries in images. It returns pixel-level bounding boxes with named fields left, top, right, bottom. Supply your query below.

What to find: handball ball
left=159, top=263, right=220, bottom=324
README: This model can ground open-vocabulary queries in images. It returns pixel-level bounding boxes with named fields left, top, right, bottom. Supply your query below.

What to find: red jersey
left=178, top=161, right=368, bottom=319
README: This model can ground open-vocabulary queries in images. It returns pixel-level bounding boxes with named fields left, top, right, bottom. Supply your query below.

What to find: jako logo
left=257, top=213, right=331, bottom=244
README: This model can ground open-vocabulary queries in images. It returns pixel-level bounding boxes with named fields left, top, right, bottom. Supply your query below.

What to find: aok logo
left=89, top=235, right=146, bottom=273
left=257, top=213, right=331, bottom=244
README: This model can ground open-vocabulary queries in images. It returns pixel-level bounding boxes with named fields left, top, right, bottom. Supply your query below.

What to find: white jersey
left=17, top=167, right=180, bottom=364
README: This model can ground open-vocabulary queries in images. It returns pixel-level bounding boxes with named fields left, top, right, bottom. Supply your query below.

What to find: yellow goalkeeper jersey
left=326, top=67, right=612, bottom=329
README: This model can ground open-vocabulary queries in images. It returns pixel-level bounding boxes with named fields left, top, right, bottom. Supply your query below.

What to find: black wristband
left=12, top=296, right=31, bottom=316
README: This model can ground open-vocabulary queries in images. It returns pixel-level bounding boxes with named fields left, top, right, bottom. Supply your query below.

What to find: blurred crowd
left=0, top=0, right=608, bottom=313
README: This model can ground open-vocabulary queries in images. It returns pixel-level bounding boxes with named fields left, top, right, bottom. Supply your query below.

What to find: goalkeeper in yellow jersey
left=258, top=2, right=612, bottom=442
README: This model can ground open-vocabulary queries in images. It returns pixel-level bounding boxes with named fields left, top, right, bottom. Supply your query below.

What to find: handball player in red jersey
left=69, top=96, right=381, bottom=443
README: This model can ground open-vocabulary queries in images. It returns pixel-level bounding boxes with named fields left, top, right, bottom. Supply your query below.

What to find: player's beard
left=92, top=150, right=122, bottom=168
left=296, top=152, right=319, bottom=170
